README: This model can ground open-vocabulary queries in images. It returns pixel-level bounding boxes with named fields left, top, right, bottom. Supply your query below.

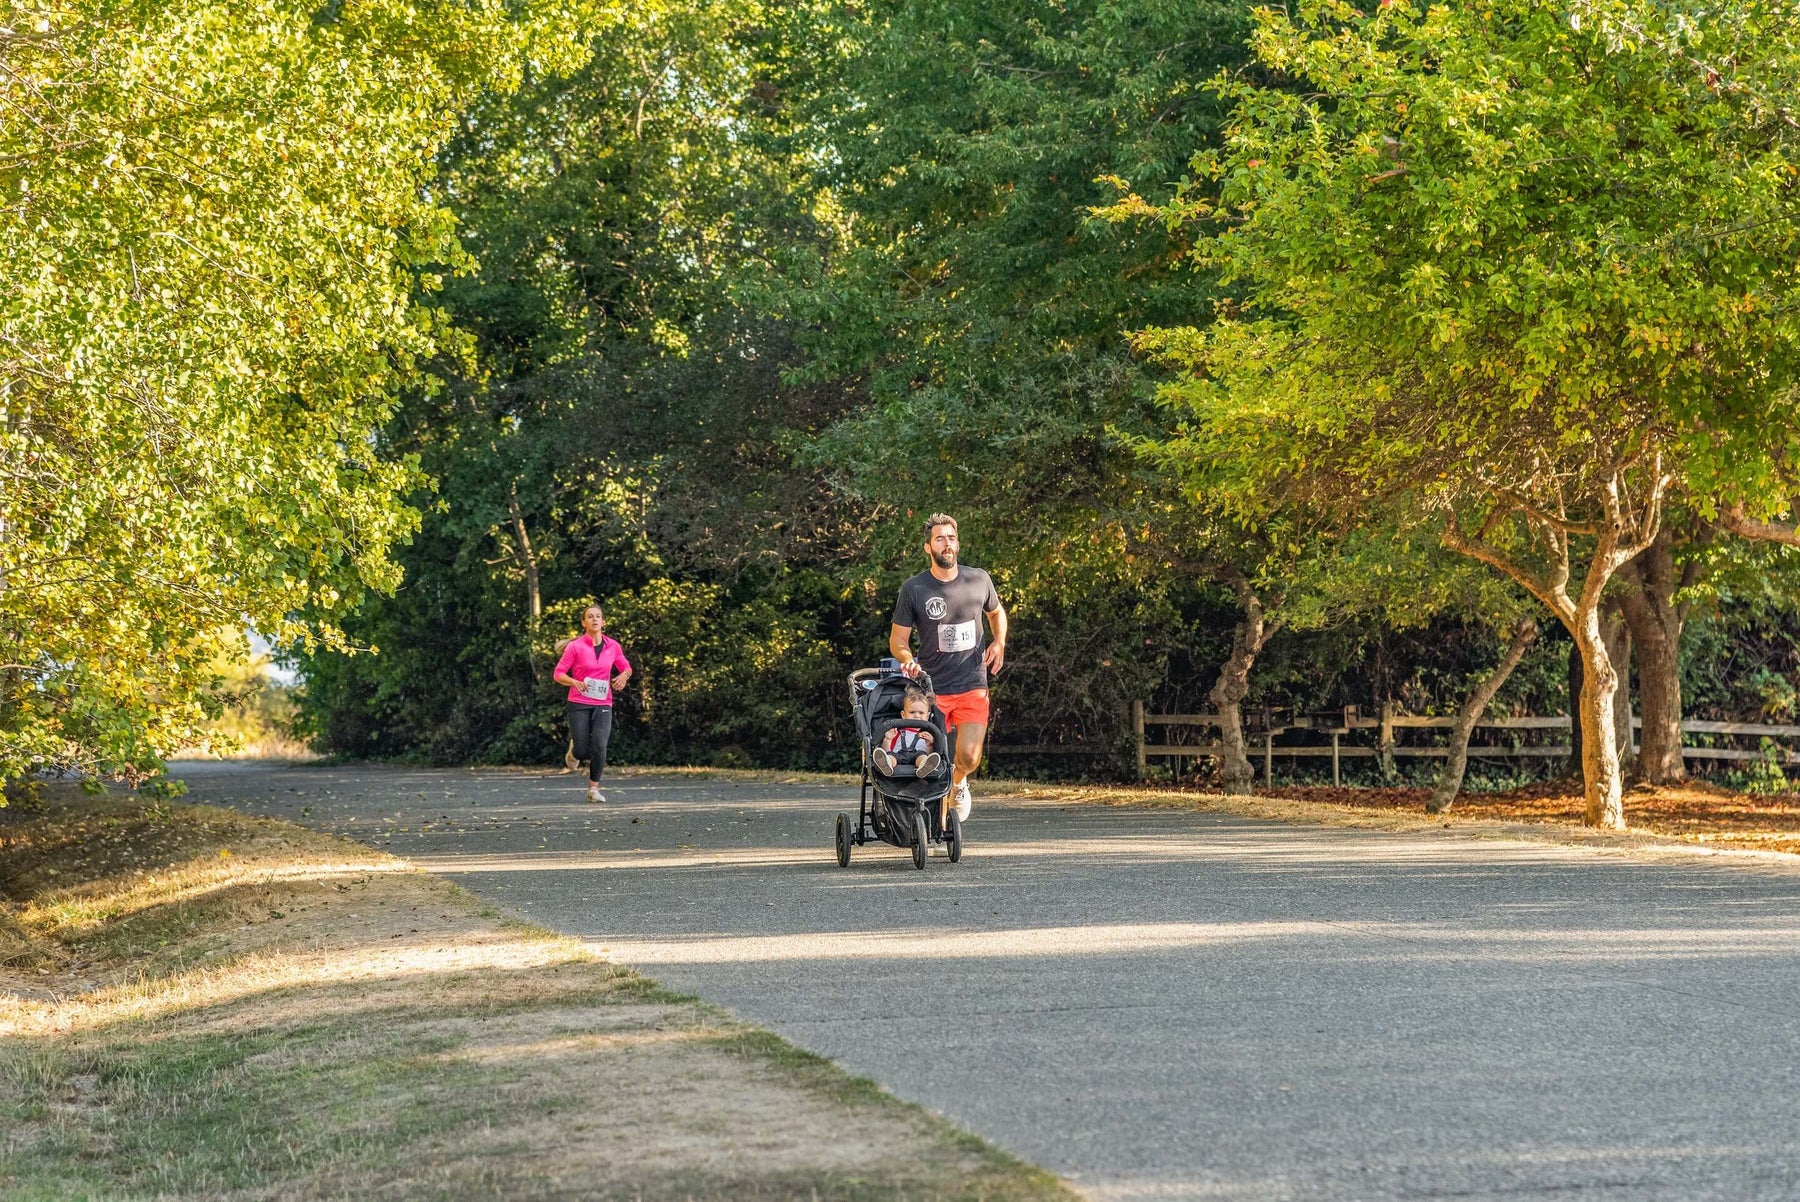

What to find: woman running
left=552, top=604, right=632, bottom=802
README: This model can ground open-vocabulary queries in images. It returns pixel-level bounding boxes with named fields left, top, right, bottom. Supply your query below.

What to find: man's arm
left=982, top=605, right=1008, bottom=676
left=889, top=623, right=917, bottom=671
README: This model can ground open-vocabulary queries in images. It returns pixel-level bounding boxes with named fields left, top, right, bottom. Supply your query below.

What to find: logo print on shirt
left=924, top=596, right=948, bottom=620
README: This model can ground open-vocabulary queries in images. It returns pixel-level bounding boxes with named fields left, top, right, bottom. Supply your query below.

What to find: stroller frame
left=835, top=665, right=964, bottom=870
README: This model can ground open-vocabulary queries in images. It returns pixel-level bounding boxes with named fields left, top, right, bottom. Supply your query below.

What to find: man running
left=890, top=513, right=1007, bottom=825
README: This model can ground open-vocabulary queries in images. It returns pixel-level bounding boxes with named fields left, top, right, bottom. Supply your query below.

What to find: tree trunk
left=508, top=481, right=543, bottom=626
left=1632, top=618, right=1681, bottom=780
left=507, top=481, right=543, bottom=683
left=1427, top=618, right=1537, bottom=814
left=1617, top=529, right=1686, bottom=783
left=1565, top=641, right=1584, bottom=778
left=1601, top=605, right=1633, bottom=772
left=1209, top=574, right=1278, bottom=796
left=1379, top=698, right=1396, bottom=780
left=1574, top=604, right=1627, bottom=830
left=1211, top=684, right=1254, bottom=795
left=1440, top=462, right=1671, bottom=830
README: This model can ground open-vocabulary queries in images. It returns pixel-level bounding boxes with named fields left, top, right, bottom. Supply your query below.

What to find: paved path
left=179, top=761, right=1800, bottom=1201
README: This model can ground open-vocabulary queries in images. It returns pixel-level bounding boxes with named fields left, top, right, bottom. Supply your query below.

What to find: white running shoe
left=586, top=784, right=605, bottom=804
left=955, top=780, right=972, bottom=822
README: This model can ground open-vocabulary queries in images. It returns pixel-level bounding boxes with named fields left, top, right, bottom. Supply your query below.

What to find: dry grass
left=0, top=788, right=1072, bottom=1201
left=171, top=731, right=321, bottom=761
left=977, top=775, right=1800, bottom=866
left=1268, top=779, right=1800, bottom=854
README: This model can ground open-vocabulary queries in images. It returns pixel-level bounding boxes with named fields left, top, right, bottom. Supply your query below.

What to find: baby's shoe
left=915, top=751, right=943, bottom=777
left=871, top=747, right=897, bottom=775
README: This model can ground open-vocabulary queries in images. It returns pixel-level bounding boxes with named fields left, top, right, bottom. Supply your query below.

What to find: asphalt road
left=178, top=761, right=1800, bottom=1201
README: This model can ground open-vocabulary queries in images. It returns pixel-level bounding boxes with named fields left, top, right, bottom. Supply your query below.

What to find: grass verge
left=1, top=788, right=1073, bottom=1201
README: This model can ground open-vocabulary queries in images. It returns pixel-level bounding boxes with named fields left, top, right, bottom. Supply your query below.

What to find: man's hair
left=922, top=512, right=957, bottom=540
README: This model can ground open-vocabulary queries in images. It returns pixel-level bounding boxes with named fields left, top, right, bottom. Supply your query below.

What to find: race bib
left=938, top=620, right=977, bottom=653
left=579, top=677, right=611, bottom=701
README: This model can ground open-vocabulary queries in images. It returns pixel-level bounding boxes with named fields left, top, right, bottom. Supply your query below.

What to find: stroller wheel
left=947, top=809, right=963, bottom=863
left=835, top=813, right=853, bottom=867
left=911, top=811, right=928, bottom=870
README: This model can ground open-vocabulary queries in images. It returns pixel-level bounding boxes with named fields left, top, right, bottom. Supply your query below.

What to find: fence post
left=1264, top=730, right=1273, bottom=787
left=1131, top=699, right=1146, bottom=778
left=1331, top=732, right=1341, bottom=786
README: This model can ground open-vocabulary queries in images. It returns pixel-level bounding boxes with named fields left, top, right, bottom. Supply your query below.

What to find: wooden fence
left=981, top=705, right=1800, bottom=784
left=1117, top=703, right=1800, bottom=786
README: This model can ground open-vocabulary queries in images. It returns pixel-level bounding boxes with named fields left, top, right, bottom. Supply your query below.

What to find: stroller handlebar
left=846, top=664, right=935, bottom=709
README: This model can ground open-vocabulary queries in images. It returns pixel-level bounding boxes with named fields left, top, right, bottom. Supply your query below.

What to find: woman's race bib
left=579, top=677, right=611, bottom=702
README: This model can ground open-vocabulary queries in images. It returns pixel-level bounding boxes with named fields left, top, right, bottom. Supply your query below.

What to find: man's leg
left=950, top=720, right=985, bottom=820
left=935, top=689, right=991, bottom=825
left=937, top=724, right=962, bottom=831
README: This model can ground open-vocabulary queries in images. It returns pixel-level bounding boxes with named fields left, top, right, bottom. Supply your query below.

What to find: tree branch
left=1720, top=503, right=1800, bottom=547
left=1441, top=503, right=1572, bottom=621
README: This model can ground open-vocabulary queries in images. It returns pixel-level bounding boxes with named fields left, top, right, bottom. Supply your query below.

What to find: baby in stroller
left=841, top=665, right=961, bottom=867
left=871, top=686, right=944, bottom=779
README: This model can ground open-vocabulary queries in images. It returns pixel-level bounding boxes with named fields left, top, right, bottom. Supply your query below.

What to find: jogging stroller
left=836, top=662, right=963, bottom=870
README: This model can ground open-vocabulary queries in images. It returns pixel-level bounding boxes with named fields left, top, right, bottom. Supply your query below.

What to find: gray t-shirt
left=892, top=566, right=1001, bottom=696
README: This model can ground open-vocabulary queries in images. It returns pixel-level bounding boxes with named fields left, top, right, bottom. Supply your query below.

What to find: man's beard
left=931, top=549, right=958, bottom=570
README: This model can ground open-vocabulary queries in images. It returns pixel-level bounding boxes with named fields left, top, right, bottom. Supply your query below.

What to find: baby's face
left=901, top=698, right=929, bottom=721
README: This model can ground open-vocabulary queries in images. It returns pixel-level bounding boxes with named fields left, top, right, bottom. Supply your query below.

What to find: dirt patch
left=0, top=787, right=1071, bottom=1201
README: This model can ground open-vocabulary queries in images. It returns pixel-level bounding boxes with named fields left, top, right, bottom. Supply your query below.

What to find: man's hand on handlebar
left=899, top=660, right=923, bottom=680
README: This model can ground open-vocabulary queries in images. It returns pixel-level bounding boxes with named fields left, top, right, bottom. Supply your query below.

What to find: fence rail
left=982, top=709, right=1800, bottom=776
left=1126, top=701, right=1800, bottom=784
left=985, top=743, right=1107, bottom=756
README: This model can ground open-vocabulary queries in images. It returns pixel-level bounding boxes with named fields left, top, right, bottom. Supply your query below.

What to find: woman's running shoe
left=586, top=784, right=605, bottom=803
left=871, top=747, right=898, bottom=775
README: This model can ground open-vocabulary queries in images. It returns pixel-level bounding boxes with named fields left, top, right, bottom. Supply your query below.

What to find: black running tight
left=567, top=703, right=613, bottom=782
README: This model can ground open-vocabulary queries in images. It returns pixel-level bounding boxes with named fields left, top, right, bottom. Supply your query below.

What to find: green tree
left=779, top=0, right=1251, bottom=579
left=295, top=2, right=877, bottom=766
left=751, top=0, right=1266, bottom=764
left=0, top=0, right=594, bottom=786
left=1116, top=0, right=1800, bottom=827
